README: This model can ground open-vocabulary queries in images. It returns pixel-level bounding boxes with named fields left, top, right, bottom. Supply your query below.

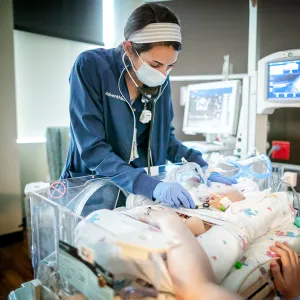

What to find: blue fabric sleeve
left=69, top=53, right=160, bottom=195
left=166, top=100, right=208, bottom=167
left=133, top=173, right=160, bottom=200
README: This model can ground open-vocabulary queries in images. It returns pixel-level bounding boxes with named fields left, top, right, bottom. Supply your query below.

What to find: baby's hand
left=208, top=196, right=223, bottom=210
left=208, top=192, right=222, bottom=202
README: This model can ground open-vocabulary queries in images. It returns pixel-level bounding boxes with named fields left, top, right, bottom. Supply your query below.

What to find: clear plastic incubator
left=26, top=176, right=179, bottom=300
left=10, top=154, right=287, bottom=300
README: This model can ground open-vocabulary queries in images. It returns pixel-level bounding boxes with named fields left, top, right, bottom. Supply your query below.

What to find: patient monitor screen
left=186, top=87, right=233, bottom=131
left=268, top=59, right=300, bottom=100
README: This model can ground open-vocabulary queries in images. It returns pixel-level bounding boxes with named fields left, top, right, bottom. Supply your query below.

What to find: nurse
left=61, top=3, right=236, bottom=211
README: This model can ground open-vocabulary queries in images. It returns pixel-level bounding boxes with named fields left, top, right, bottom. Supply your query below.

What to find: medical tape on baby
left=220, top=197, right=232, bottom=209
left=127, top=23, right=182, bottom=43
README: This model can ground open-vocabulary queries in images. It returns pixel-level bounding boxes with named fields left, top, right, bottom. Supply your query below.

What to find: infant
left=177, top=190, right=245, bottom=236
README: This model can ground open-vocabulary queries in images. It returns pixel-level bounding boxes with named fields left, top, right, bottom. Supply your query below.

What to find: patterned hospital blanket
left=75, top=191, right=300, bottom=295
left=222, top=223, right=300, bottom=292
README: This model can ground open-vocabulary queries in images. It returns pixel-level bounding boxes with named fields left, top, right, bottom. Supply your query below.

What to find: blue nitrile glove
left=153, top=182, right=195, bottom=209
left=202, top=166, right=237, bottom=186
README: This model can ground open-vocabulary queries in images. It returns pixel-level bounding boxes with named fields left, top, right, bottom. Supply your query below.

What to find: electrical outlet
left=282, top=171, right=297, bottom=187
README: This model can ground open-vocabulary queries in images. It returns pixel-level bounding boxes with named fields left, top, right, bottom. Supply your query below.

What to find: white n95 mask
left=130, top=52, right=170, bottom=87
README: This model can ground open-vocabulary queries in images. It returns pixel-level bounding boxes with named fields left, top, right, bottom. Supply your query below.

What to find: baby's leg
left=227, top=192, right=294, bottom=247
left=197, top=226, right=242, bottom=283
left=197, top=192, right=294, bottom=283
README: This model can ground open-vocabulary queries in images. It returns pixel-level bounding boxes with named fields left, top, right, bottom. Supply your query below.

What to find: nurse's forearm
left=141, top=211, right=239, bottom=300
left=167, top=136, right=208, bottom=167
left=159, top=218, right=239, bottom=300
left=158, top=216, right=215, bottom=296
left=187, top=283, right=241, bottom=300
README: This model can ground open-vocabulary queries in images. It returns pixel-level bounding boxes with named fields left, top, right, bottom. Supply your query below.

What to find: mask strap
left=122, top=52, right=139, bottom=88
left=135, top=50, right=144, bottom=65
left=122, top=52, right=153, bottom=102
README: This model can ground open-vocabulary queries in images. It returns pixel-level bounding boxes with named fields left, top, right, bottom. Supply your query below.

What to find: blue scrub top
left=61, top=47, right=207, bottom=210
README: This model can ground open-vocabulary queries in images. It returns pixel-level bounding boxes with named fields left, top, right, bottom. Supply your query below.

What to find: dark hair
left=124, top=3, right=182, bottom=54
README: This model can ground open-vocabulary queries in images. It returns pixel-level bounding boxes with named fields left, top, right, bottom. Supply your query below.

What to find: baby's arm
left=209, top=191, right=245, bottom=211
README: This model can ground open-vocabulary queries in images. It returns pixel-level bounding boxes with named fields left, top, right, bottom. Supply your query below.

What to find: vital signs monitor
left=257, top=50, right=300, bottom=114
left=183, top=80, right=241, bottom=136
left=268, top=59, right=300, bottom=100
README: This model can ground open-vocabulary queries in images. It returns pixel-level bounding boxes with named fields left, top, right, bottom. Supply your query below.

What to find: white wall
left=14, top=30, right=100, bottom=141
left=18, top=143, right=49, bottom=191
left=13, top=31, right=102, bottom=197
left=113, top=0, right=146, bottom=46
left=14, top=1, right=147, bottom=141
left=0, top=0, right=23, bottom=235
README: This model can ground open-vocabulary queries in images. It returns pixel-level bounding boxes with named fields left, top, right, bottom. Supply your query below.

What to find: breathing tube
left=226, top=154, right=273, bottom=180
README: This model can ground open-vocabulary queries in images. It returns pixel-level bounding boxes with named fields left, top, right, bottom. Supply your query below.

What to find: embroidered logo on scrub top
left=105, top=91, right=124, bottom=101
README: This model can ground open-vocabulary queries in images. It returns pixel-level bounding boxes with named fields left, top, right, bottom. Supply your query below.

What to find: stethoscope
left=141, top=88, right=160, bottom=177
left=140, top=86, right=169, bottom=176
left=122, top=52, right=170, bottom=176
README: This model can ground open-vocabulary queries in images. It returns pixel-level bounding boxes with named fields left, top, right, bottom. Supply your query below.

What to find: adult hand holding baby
left=270, top=241, right=300, bottom=300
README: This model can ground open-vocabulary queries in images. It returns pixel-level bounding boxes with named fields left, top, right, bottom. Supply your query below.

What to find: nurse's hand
left=201, top=166, right=237, bottom=186
left=153, top=182, right=196, bottom=209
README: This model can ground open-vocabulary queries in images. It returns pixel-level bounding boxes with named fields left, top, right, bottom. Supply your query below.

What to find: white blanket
left=75, top=191, right=300, bottom=294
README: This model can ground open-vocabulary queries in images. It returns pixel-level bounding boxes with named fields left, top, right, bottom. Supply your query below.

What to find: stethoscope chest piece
left=139, top=96, right=153, bottom=124
left=139, top=110, right=152, bottom=124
